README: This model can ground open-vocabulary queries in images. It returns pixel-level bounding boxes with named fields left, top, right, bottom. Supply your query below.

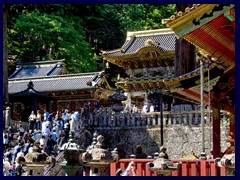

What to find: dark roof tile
left=8, top=72, right=103, bottom=94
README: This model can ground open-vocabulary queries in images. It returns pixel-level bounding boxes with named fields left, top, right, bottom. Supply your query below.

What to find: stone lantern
left=59, top=138, right=84, bottom=176
left=147, top=152, right=180, bottom=176
left=81, top=134, right=117, bottom=176
left=216, top=153, right=235, bottom=176
left=108, top=88, right=127, bottom=113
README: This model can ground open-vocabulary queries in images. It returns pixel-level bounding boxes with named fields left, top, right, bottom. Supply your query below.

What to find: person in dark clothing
left=135, top=144, right=147, bottom=159
left=4, top=150, right=13, bottom=164
left=15, top=164, right=25, bottom=176
left=46, top=135, right=55, bottom=156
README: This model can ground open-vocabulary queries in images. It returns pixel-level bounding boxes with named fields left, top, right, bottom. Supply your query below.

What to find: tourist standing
left=35, top=110, right=42, bottom=130
left=63, top=120, right=70, bottom=142
left=62, top=109, right=70, bottom=124
left=51, top=129, right=58, bottom=144
left=7, top=126, right=14, bottom=146
left=13, top=143, right=21, bottom=162
left=46, top=135, right=55, bottom=156
left=71, top=109, right=79, bottom=131
left=3, top=132, right=9, bottom=152
left=39, top=135, right=46, bottom=151
left=28, top=110, right=36, bottom=131
left=18, top=125, right=25, bottom=137
left=43, top=109, right=50, bottom=121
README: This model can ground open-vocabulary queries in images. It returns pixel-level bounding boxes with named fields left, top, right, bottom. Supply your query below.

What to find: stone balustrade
left=9, top=109, right=229, bottom=130
left=89, top=110, right=212, bottom=128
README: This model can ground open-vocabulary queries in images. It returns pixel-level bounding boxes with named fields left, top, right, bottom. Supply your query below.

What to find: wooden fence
left=110, top=159, right=227, bottom=176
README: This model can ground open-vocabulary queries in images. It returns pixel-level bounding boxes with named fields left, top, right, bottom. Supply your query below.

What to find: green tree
left=8, top=5, right=98, bottom=73
left=7, top=4, right=176, bottom=75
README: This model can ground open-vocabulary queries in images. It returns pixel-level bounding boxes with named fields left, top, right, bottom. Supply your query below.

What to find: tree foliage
left=7, top=4, right=176, bottom=75
left=8, top=4, right=98, bottom=73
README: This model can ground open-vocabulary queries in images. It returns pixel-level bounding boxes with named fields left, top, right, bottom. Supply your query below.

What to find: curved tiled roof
left=9, top=60, right=65, bottom=79
left=8, top=72, right=103, bottom=94
left=103, top=29, right=176, bottom=57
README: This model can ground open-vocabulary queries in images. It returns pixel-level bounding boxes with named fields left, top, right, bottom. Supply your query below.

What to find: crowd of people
left=3, top=104, right=169, bottom=176
left=3, top=108, right=82, bottom=176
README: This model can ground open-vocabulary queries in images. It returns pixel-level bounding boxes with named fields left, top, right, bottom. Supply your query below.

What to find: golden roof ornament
left=144, top=39, right=158, bottom=46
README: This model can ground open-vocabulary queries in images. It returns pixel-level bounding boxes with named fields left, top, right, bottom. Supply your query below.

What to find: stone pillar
left=5, top=106, right=11, bottom=129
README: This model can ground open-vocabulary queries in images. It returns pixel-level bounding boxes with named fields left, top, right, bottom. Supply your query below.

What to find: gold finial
left=106, top=62, right=110, bottom=69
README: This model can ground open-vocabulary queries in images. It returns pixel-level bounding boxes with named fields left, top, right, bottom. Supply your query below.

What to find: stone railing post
left=146, top=115, right=151, bottom=126
left=182, top=113, right=187, bottom=124
left=188, top=112, right=193, bottom=125
left=126, top=114, right=130, bottom=126
left=173, top=113, right=177, bottom=125
left=132, top=114, right=136, bottom=126
left=151, top=115, right=156, bottom=126
left=163, top=113, right=166, bottom=126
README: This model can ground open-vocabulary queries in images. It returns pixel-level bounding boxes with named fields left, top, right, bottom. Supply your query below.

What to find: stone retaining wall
left=95, top=124, right=230, bottom=159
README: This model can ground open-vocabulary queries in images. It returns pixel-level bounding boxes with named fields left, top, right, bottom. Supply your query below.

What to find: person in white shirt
left=39, top=136, right=46, bottom=151
left=132, top=105, right=138, bottom=113
left=28, top=111, right=36, bottom=131
left=150, top=105, right=155, bottom=113
left=53, top=123, right=60, bottom=137
left=42, top=126, right=51, bottom=138
left=3, top=158, right=11, bottom=174
left=70, top=109, right=79, bottom=131
left=142, top=104, right=148, bottom=113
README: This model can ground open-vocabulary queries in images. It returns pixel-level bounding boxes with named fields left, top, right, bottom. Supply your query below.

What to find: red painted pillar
left=200, top=160, right=208, bottom=176
left=181, top=161, right=189, bottom=176
left=209, top=160, right=218, bottom=176
left=136, top=162, right=144, bottom=176
left=190, top=161, right=198, bottom=176
left=212, top=107, right=221, bottom=158
left=110, top=162, right=118, bottom=176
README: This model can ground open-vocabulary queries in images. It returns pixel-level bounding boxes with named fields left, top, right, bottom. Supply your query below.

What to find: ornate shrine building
left=102, top=4, right=235, bottom=158
left=164, top=4, right=235, bottom=158
left=102, top=28, right=176, bottom=109
left=8, top=60, right=113, bottom=122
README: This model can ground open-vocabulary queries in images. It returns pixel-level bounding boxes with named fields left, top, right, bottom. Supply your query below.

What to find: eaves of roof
left=165, top=4, right=234, bottom=38
left=8, top=72, right=103, bottom=94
